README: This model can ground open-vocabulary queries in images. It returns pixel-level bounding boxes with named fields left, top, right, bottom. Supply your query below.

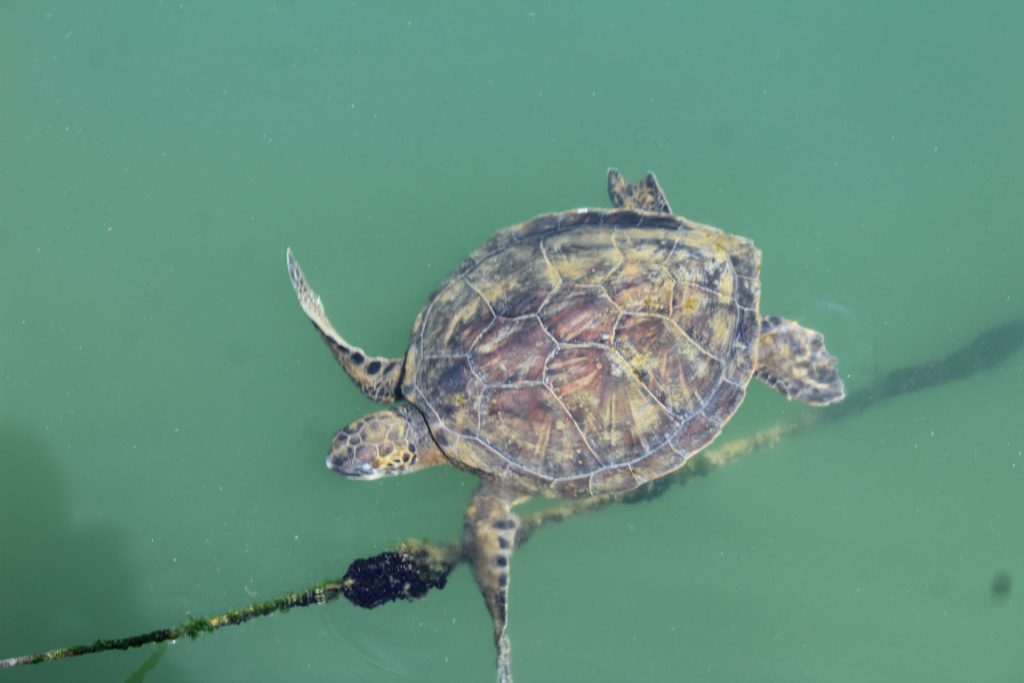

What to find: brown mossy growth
left=619, top=453, right=715, bottom=505
left=341, top=540, right=459, bottom=609
left=686, top=452, right=715, bottom=477
left=514, top=497, right=608, bottom=548
left=183, top=615, right=216, bottom=640
left=620, top=477, right=673, bottom=504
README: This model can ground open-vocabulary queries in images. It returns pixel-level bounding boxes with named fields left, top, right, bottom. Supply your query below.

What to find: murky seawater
left=2, top=3, right=1022, bottom=682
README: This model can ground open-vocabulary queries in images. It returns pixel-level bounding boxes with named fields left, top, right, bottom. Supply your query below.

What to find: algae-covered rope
left=0, top=414, right=804, bottom=671
left=3, top=317, right=1021, bottom=671
left=0, top=582, right=345, bottom=669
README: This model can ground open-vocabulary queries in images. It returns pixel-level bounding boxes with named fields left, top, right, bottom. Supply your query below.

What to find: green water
left=2, top=3, right=1022, bottom=682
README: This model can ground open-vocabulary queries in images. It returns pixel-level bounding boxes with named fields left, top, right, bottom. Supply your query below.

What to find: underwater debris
left=991, top=571, right=1012, bottom=603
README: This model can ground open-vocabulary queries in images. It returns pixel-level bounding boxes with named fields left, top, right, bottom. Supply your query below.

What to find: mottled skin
left=607, top=167, right=673, bottom=213
left=288, top=250, right=404, bottom=403
left=287, top=170, right=844, bottom=683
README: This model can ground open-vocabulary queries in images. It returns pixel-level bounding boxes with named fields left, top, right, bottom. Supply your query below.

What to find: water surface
left=2, top=3, right=1022, bottom=682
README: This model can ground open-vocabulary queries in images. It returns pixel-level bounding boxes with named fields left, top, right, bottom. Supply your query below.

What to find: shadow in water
left=0, top=424, right=188, bottom=681
left=831, top=317, right=1024, bottom=418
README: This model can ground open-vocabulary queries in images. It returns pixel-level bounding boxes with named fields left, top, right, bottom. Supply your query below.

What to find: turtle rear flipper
left=755, top=316, right=845, bottom=405
left=287, top=249, right=403, bottom=403
left=465, top=484, right=524, bottom=683
left=607, top=168, right=673, bottom=214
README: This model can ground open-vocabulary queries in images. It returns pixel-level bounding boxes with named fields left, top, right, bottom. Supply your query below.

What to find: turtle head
left=327, top=404, right=445, bottom=480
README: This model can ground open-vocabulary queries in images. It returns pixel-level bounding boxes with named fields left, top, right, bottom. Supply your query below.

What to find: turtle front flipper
left=287, top=249, right=403, bottom=403
left=465, top=484, right=526, bottom=683
left=607, top=168, right=673, bottom=214
left=755, top=316, right=845, bottom=405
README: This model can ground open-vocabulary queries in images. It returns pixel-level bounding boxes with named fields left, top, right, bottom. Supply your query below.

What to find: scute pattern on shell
left=402, top=209, right=762, bottom=498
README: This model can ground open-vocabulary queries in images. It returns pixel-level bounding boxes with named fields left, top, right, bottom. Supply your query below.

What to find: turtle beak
left=326, top=451, right=381, bottom=479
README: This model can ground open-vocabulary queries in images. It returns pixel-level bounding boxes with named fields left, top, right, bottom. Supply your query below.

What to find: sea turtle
left=287, top=169, right=844, bottom=682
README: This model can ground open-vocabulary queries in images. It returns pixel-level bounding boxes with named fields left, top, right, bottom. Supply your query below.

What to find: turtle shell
left=402, top=208, right=762, bottom=498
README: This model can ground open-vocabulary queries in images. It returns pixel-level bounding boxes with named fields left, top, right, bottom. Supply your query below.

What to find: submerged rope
left=3, top=317, right=1021, bottom=670
left=0, top=422, right=784, bottom=671
left=0, top=543, right=458, bottom=670
left=0, top=582, right=345, bottom=669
